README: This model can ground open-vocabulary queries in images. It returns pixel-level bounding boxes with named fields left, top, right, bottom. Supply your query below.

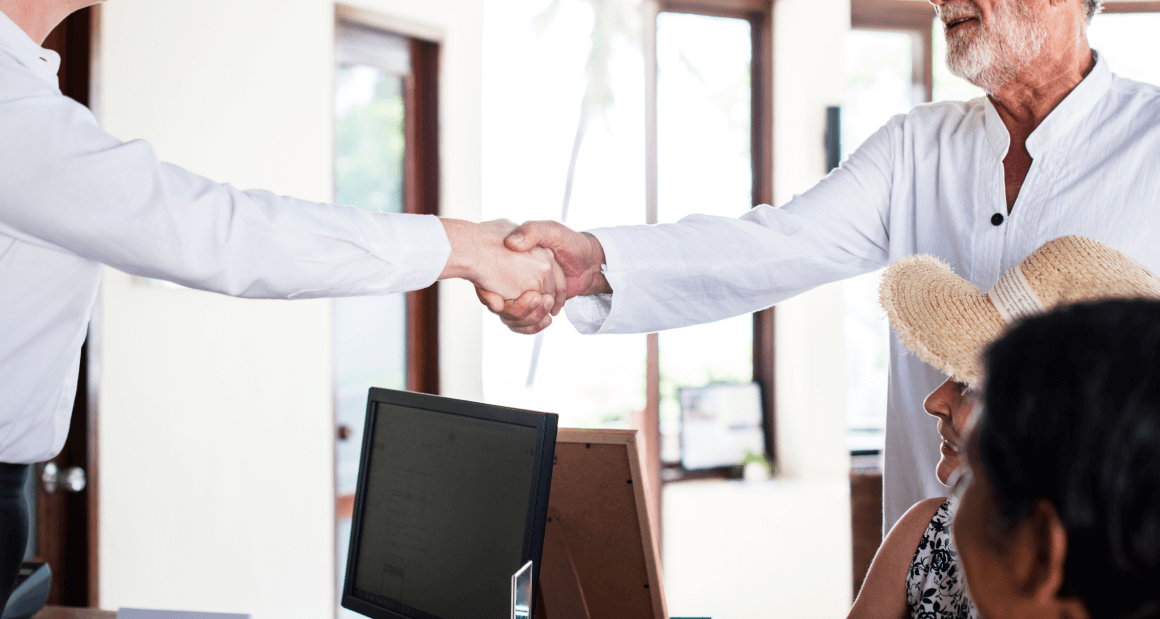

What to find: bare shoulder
left=892, top=497, right=947, bottom=540
left=846, top=497, right=947, bottom=619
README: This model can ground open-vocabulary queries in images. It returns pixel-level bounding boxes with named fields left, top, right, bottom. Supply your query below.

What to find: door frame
left=35, top=4, right=102, bottom=607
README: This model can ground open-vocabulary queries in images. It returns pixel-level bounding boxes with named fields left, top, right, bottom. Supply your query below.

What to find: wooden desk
left=33, top=606, right=116, bottom=619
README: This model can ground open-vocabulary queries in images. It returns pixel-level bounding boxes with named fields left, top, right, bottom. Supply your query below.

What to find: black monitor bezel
left=341, top=387, right=558, bottom=619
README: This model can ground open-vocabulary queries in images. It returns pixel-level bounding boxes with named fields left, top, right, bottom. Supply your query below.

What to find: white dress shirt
left=566, top=51, right=1160, bottom=530
left=0, top=11, right=450, bottom=463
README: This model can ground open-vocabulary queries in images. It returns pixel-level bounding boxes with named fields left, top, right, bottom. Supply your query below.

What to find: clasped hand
left=470, top=220, right=610, bottom=334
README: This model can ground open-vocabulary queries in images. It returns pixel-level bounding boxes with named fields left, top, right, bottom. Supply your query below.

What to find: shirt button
left=991, top=213, right=1004, bottom=226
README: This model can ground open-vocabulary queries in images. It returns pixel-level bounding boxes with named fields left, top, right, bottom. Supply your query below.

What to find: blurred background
left=26, top=0, right=1160, bottom=617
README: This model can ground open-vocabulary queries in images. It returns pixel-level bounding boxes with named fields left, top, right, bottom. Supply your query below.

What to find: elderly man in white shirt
left=483, top=0, right=1160, bottom=534
left=0, top=0, right=566, bottom=604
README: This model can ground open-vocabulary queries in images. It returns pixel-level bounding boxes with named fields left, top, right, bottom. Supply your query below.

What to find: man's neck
left=988, top=19, right=1096, bottom=136
left=0, top=0, right=83, bottom=45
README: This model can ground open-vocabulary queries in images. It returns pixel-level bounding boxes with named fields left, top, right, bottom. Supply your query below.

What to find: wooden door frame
left=36, top=5, right=102, bottom=607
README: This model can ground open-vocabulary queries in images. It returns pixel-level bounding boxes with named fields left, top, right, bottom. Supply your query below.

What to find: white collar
left=983, top=50, right=1112, bottom=160
left=0, top=7, right=62, bottom=82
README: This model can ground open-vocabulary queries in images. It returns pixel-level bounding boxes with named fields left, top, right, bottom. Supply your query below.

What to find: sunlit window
left=656, top=12, right=754, bottom=464
left=481, top=0, right=648, bottom=429
left=1087, top=13, right=1160, bottom=84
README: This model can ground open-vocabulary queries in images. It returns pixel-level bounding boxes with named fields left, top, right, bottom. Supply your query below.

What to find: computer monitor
left=342, top=388, right=558, bottom=619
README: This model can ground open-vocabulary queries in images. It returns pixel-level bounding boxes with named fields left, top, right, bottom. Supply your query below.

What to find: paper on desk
left=117, top=609, right=250, bottom=619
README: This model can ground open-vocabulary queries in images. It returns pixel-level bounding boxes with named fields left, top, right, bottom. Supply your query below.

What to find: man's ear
left=1023, top=499, right=1089, bottom=619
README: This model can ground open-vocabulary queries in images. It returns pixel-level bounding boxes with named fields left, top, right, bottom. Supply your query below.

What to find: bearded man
left=482, top=0, right=1160, bottom=532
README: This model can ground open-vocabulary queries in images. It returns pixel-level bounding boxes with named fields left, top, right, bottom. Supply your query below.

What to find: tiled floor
left=662, top=478, right=852, bottom=619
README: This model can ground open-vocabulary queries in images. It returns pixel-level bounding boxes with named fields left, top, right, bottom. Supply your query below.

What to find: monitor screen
left=342, top=388, right=557, bottom=619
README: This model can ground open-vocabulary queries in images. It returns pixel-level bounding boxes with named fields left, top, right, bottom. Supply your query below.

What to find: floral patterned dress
left=906, top=499, right=977, bottom=619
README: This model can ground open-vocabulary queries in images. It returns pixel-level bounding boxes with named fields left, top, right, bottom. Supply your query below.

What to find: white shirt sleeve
left=565, top=115, right=900, bottom=334
left=0, top=67, right=450, bottom=299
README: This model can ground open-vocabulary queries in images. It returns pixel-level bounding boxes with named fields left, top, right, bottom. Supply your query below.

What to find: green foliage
left=335, top=67, right=406, bottom=214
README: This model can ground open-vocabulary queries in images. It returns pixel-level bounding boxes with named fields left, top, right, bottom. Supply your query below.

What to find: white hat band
left=987, top=266, right=1046, bottom=324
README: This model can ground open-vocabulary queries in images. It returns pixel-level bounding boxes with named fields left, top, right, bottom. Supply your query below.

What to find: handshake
left=440, top=219, right=612, bottom=335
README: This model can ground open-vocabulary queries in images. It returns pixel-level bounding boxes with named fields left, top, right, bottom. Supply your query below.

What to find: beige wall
left=94, top=1, right=483, bottom=616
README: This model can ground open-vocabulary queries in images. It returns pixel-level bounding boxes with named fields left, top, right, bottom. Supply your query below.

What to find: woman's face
left=923, top=377, right=977, bottom=485
left=952, top=452, right=1015, bottom=618
left=953, top=428, right=1083, bottom=619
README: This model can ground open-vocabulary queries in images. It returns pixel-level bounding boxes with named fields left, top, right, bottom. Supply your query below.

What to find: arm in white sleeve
left=0, top=68, right=449, bottom=299
left=565, top=115, right=901, bottom=334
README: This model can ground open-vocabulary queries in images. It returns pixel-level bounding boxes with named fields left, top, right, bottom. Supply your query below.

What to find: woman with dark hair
left=954, top=298, right=1160, bottom=619
left=851, top=236, right=1160, bottom=619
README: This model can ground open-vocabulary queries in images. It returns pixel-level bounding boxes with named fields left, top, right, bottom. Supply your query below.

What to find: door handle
left=41, top=462, right=86, bottom=494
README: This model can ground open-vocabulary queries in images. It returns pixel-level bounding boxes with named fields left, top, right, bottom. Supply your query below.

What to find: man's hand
left=440, top=219, right=567, bottom=327
left=475, top=220, right=610, bottom=334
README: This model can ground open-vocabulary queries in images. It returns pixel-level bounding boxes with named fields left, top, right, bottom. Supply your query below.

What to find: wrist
left=581, top=232, right=612, bottom=296
left=438, top=218, right=481, bottom=284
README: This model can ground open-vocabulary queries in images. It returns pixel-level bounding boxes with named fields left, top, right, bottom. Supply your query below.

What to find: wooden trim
left=642, top=0, right=663, bottom=549
left=335, top=494, right=355, bottom=521
left=851, top=0, right=936, bottom=30
left=643, top=334, right=661, bottom=547
left=749, top=3, right=777, bottom=462
left=918, top=26, right=933, bottom=103
left=86, top=6, right=101, bottom=607
left=335, top=5, right=444, bottom=42
left=660, top=0, right=772, bottom=18
left=39, top=8, right=99, bottom=606
left=751, top=8, right=774, bottom=208
left=404, top=38, right=441, bottom=395
left=753, top=309, right=776, bottom=463
left=84, top=304, right=101, bottom=607
left=1101, top=2, right=1160, bottom=13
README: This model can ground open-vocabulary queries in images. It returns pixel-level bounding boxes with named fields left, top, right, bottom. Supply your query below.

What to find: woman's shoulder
left=895, top=497, right=949, bottom=541
left=847, top=497, right=948, bottom=619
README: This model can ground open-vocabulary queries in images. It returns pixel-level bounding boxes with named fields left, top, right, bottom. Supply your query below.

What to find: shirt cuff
left=562, top=226, right=635, bottom=334
left=368, top=212, right=450, bottom=292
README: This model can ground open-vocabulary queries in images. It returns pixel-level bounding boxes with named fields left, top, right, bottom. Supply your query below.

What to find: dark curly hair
left=976, top=299, right=1160, bottom=619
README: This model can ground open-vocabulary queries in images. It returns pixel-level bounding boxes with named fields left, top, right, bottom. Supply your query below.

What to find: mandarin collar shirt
left=0, top=10, right=450, bottom=463
left=566, top=51, right=1160, bottom=529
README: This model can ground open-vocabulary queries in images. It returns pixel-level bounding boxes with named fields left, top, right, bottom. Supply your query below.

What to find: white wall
left=771, top=0, right=852, bottom=483
left=94, top=1, right=483, bottom=616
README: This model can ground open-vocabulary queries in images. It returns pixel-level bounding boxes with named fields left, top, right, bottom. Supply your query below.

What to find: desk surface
left=34, top=607, right=116, bottom=619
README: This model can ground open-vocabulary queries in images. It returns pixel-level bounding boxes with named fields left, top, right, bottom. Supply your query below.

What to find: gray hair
left=1084, top=0, right=1104, bottom=22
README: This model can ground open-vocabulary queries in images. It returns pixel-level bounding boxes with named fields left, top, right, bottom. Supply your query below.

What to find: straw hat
left=879, top=235, right=1160, bottom=388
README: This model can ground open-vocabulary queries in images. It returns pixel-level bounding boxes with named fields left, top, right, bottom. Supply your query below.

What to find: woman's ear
left=1022, top=499, right=1089, bottom=619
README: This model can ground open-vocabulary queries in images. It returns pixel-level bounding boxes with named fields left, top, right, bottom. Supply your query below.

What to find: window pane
left=481, top=0, right=647, bottom=429
left=333, top=63, right=408, bottom=496
left=1087, top=13, right=1160, bottom=85
left=843, top=30, right=915, bottom=158
left=335, top=65, right=405, bottom=214
left=656, top=13, right=754, bottom=465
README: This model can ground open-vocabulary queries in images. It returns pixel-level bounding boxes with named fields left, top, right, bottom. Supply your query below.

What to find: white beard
left=941, top=0, right=1048, bottom=93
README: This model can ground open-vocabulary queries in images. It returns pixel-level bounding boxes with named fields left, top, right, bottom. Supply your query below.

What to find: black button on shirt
left=991, top=213, right=1004, bottom=226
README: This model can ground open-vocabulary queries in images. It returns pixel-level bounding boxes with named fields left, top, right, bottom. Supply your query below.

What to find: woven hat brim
left=879, top=255, right=1007, bottom=388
